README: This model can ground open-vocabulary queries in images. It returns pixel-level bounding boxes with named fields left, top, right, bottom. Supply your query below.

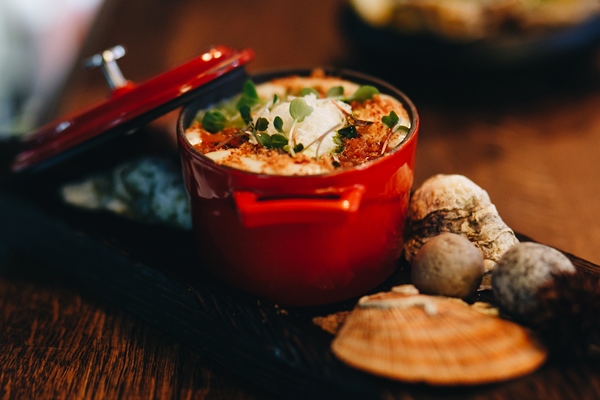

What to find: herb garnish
left=289, top=98, right=314, bottom=122
left=345, top=85, right=379, bottom=103
left=234, top=104, right=268, bottom=146
left=338, top=125, right=357, bottom=139
left=255, top=117, right=287, bottom=149
left=300, top=87, right=319, bottom=97
left=287, top=98, right=315, bottom=155
left=382, top=110, right=399, bottom=130
left=202, top=110, right=228, bottom=133
left=326, top=86, right=344, bottom=98
left=236, top=80, right=261, bottom=110
left=268, top=94, right=279, bottom=111
left=199, top=80, right=264, bottom=134
left=199, top=80, right=384, bottom=158
left=255, top=117, right=269, bottom=131
left=239, top=104, right=252, bottom=125
left=380, top=110, right=409, bottom=155
left=274, top=116, right=285, bottom=133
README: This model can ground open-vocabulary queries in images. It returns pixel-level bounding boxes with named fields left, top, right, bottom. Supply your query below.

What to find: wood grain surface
left=0, top=251, right=269, bottom=400
left=2, top=0, right=600, bottom=398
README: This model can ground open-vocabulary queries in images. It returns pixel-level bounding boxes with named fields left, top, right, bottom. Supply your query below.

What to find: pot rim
left=177, top=66, right=419, bottom=180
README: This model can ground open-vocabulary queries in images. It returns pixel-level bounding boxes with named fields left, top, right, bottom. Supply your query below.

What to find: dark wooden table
left=2, top=0, right=600, bottom=398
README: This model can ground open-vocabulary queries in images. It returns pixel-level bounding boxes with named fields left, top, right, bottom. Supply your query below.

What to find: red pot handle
left=233, top=185, right=366, bottom=227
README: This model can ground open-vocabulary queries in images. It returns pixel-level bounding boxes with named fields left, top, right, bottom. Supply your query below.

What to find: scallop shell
left=404, top=174, right=519, bottom=280
left=331, top=290, right=547, bottom=385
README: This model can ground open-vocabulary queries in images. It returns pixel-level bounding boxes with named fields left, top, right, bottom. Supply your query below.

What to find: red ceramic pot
left=177, top=68, right=419, bottom=306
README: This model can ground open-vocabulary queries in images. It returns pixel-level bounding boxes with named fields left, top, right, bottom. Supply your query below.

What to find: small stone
left=491, top=242, right=576, bottom=316
left=411, top=233, right=485, bottom=300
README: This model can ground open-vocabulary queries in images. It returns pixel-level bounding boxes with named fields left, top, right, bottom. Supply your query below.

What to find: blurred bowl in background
left=343, top=0, right=600, bottom=71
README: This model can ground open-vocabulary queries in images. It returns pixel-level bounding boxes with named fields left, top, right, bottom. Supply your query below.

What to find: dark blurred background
left=0, top=0, right=103, bottom=136
left=3, top=0, right=600, bottom=137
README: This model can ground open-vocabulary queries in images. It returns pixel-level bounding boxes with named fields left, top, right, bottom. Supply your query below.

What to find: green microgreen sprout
left=255, top=117, right=269, bottom=132
left=326, top=86, right=344, bottom=98
left=268, top=94, right=279, bottom=111
left=238, top=104, right=252, bottom=125
left=282, top=140, right=302, bottom=154
left=274, top=116, right=285, bottom=133
left=287, top=98, right=314, bottom=155
left=270, top=134, right=288, bottom=149
left=242, top=115, right=288, bottom=150
left=235, top=104, right=260, bottom=143
left=227, top=90, right=291, bottom=151
left=300, top=87, right=319, bottom=97
left=344, top=85, right=379, bottom=103
left=198, top=80, right=268, bottom=134
left=256, top=133, right=271, bottom=147
left=251, top=116, right=270, bottom=146
left=198, top=80, right=292, bottom=151
left=380, top=110, right=409, bottom=155
left=338, top=125, right=358, bottom=139
left=382, top=110, right=399, bottom=130
left=201, top=110, right=228, bottom=133
left=236, top=79, right=261, bottom=110
left=329, top=100, right=375, bottom=154
left=200, top=81, right=379, bottom=157
left=332, top=125, right=358, bottom=154
left=289, top=98, right=314, bottom=122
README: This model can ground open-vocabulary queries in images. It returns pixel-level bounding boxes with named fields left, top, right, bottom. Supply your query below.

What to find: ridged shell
left=331, top=291, right=547, bottom=385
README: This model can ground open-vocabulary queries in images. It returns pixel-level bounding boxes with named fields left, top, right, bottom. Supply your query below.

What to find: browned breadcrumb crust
left=220, top=142, right=335, bottom=173
left=187, top=73, right=410, bottom=174
left=189, top=95, right=406, bottom=171
left=337, top=95, right=407, bottom=166
left=186, top=123, right=246, bottom=153
left=267, top=69, right=350, bottom=98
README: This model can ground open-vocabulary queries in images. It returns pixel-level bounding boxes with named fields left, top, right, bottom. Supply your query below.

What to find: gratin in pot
left=6, top=45, right=418, bottom=307
left=177, top=68, right=419, bottom=306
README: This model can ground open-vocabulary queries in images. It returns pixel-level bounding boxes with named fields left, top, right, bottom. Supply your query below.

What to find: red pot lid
left=10, top=44, right=254, bottom=175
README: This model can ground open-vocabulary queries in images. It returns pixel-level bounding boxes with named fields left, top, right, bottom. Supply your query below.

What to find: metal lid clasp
left=84, top=45, right=128, bottom=90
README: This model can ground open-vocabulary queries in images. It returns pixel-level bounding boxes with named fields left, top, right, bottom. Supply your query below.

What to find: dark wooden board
left=1, top=164, right=599, bottom=400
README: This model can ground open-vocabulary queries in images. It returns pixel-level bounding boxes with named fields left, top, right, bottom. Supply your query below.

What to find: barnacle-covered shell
left=330, top=290, right=547, bottom=385
left=404, top=174, right=519, bottom=276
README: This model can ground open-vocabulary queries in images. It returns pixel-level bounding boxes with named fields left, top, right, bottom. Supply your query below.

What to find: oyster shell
left=331, top=290, right=547, bottom=385
left=404, top=174, right=519, bottom=277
